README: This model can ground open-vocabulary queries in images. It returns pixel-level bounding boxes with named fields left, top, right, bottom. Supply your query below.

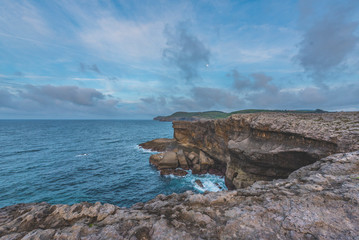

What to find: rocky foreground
left=1, top=112, right=359, bottom=239
left=0, top=151, right=358, bottom=239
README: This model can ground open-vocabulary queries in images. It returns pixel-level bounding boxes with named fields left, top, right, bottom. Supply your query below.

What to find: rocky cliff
left=1, top=151, right=358, bottom=239
left=146, top=112, right=359, bottom=189
left=1, top=112, right=359, bottom=239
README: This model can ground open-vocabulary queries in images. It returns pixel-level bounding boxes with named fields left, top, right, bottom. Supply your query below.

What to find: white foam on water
left=161, top=169, right=227, bottom=193
left=135, top=145, right=160, bottom=154
left=75, top=153, right=91, bottom=157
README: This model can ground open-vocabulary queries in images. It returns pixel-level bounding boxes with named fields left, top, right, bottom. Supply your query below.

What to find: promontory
left=1, top=112, right=358, bottom=239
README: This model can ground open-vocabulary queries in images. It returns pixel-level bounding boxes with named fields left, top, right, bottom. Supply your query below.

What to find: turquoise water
left=0, top=120, right=226, bottom=208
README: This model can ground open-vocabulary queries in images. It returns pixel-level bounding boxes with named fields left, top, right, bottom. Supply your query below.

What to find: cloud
left=251, top=73, right=279, bottom=94
left=162, top=21, right=210, bottom=82
left=21, top=85, right=104, bottom=106
left=0, top=85, right=124, bottom=118
left=0, top=89, right=15, bottom=108
left=228, top=70, right=251, bottom=92
left=192, top=87, right=242, bottom=109
left=230, top=71, right=278, bottom=94
left=79, top=17, right=165, bottom=62
left=80, top=63, right=101, bottom=74
left=168, top=86, right=243, bottom=111
left=295, top=1, right=359, bottom=83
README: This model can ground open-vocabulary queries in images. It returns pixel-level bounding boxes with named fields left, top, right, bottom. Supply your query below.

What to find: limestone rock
left=172, top=112, right=359, bottom=189
left=139, top=138, right=177, bottom=152
left=149, top=153, right=164, bottom=168
left=192, top=164, right=201, bottom=174
left=157, top=151, right=178, bottom=169
left=177, top=149, right=189, bottom=170
left=1, top=152, right=358, bottom=239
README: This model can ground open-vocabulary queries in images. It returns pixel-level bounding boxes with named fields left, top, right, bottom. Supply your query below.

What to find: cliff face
left=1, top=151, right=358, bottom=239
left=173, top=112, right=359, bottom=189
left=1, top=112, right=359, bottom=239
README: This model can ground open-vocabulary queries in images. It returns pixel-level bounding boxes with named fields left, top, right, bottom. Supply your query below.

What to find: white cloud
left=79, top=18, right=166, bottom=62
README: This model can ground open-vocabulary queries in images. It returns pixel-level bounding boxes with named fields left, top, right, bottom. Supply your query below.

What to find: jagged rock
left=194, top=180, right=204, bottom=188
left=199, top=151, right=214, bottom=170
left=172, top=112, right=359, bottom=189
left=139, top=138, right=177, bottom=152
left=160, top=169, right=188, bottom=176
left=1, top=152, right=358, bottom=239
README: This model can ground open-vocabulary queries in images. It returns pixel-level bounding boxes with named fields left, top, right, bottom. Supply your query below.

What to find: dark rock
left=160, top=169, right=188, bottom=176
left=194, top=180, right=204, bottom=188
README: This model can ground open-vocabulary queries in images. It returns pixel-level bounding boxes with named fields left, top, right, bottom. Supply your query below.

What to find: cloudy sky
left=1, top=0, right=358, bottom=119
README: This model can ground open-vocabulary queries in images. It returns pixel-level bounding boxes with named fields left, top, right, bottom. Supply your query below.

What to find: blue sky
left=0, top=0, right=358, bottom=119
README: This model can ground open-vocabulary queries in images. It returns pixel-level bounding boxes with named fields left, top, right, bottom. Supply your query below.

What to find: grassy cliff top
left=154, top=109, right=327, bottom=121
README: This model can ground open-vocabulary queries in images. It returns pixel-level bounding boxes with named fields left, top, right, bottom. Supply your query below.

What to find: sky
left=0, top=0, right=358, bottom=119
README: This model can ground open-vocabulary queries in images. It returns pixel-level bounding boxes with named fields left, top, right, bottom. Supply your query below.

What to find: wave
left=161, top=170, right=227, bottom=193
left=75, top=153, right=91, bottom=157
left=134, top=145, right=160, bottom=154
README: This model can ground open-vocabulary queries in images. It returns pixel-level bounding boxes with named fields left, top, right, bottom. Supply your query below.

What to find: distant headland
left=154, top=109, right=328, bottom=121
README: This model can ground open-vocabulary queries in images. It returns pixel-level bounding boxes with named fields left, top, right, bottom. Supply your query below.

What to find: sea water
left=0, top=120, right=226, bottom=208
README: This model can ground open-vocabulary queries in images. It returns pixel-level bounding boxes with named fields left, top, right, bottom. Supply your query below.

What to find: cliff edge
left=0, top=152, right=358, bottom=239
left=144, top=112, right=359, bottom=189
left=1, top=112, right=359, bottom=239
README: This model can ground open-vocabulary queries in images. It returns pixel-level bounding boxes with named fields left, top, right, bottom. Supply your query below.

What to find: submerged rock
left=194, top=179, right=204, bottom=188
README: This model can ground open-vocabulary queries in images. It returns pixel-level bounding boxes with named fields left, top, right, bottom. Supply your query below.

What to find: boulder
left=199, top=151, right=214, bottom=166
left=158, top=151, right=178, bottom=169
left=195, top=179, right=204, bottom=188
left=149, top=153, right=164, bottom=168
left=177, top=150, right=189, bottom=170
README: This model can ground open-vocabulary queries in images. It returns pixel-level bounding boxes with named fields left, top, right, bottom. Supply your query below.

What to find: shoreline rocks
left=1, top=112, right=359, bottom=239
left=1, top=151, right=358, bottom=239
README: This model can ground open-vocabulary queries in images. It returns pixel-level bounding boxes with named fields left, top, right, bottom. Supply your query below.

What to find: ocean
left=0, top=120, right=226, bottom=208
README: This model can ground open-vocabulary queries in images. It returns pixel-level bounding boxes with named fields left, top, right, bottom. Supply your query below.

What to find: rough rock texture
left=172, top=112, right=359, bottom=189
left=1, top=151, right=358, bottom=239
left=139, top=138, right=177, bottom=152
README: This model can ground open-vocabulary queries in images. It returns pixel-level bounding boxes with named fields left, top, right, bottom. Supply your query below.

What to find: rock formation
left=1, top=151, right=358, bottom=239
left=143, top=112, right=359, bottom=189
left=1, top=112, right=359, bottom=239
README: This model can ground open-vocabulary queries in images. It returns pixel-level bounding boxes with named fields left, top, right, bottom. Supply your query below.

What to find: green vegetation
left=154, top=109, right=328, bottom=121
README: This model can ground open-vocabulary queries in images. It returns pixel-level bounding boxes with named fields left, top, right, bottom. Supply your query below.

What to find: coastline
left=1, top=112, right=358, bottom=239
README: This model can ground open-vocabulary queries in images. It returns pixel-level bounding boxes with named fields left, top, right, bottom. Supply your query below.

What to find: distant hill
left=154, top=109, right=328, bottom=122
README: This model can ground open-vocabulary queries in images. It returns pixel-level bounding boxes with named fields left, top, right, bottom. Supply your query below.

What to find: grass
left=155, top=109, right=328, bottom=121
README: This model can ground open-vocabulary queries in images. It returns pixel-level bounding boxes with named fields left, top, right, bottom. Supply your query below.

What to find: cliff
left=171, top=112, right=359, bottom=189
left=1, top=151, right=358, bottom=239
left=1, top=112, right=359, bottom=239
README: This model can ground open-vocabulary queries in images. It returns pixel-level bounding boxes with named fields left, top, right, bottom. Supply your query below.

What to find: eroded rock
left=1, top=152, right=358, bottom=239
